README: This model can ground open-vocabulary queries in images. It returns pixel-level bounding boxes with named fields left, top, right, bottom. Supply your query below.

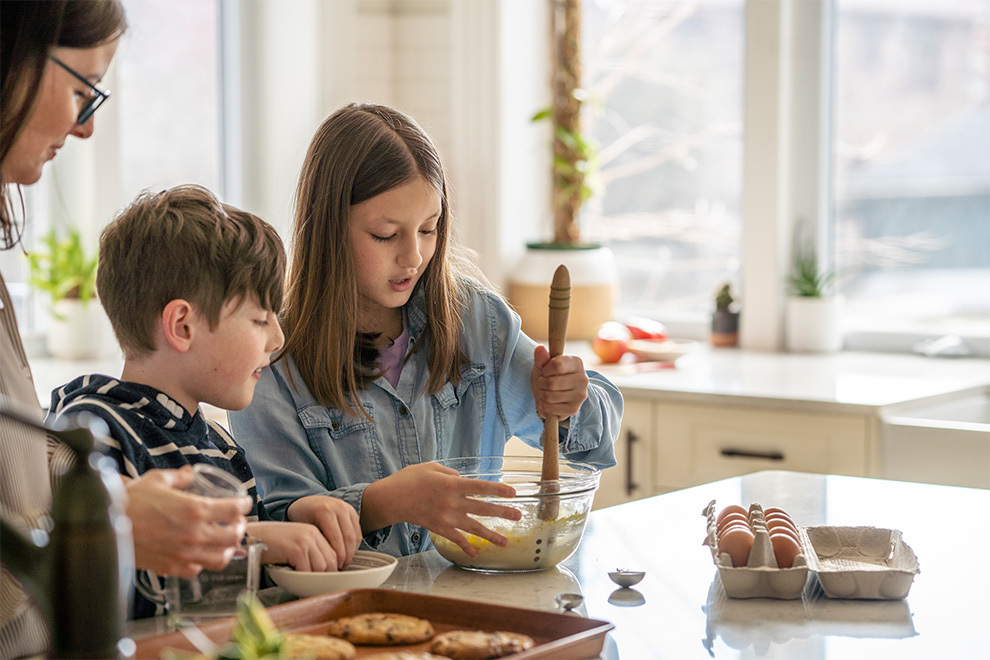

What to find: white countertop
left=128, top=470, right=990, bottom=659
left=29, top=347, right=990, bottom=418
left=593, top=344, right=990, bottom=414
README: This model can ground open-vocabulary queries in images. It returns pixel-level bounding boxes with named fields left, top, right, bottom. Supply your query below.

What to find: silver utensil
left=608, top=568, right=645, bottom=588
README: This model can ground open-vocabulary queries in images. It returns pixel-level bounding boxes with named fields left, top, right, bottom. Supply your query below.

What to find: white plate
left=266, top=550, right=397, bottom=598
left=626, top=339, right=696, bottom=362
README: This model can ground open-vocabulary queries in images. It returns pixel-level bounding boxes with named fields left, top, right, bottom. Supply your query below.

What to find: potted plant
left=26, top=227, right=104, bottom=359
left=785, top=249, right=842, bottom=353
left=711, top=283, right=740, bottom=347
left=508, top=0, right=618, bottom=341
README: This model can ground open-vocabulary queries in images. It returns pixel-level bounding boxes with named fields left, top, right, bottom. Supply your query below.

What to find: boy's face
left=188, top=295, right=284, bottom=411
left=349, top=176, right=441, bottom=334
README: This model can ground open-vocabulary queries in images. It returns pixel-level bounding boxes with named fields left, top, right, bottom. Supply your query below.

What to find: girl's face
left=1, top=41, right=119, bottom=185
left=349, top=176, right=441, bottom=334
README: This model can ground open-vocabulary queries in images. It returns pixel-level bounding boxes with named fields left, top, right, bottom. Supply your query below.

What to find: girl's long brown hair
left=1, top=0, right=127, bottom=248
left=280, top=103, right=467, bottom=418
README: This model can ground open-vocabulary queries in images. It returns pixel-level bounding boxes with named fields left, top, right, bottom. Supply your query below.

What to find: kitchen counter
left=129, top=470, right=990, bottom=659
left=594, top=345, right=990, bottom=414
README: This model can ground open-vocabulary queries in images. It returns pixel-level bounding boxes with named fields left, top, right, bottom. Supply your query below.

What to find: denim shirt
left=229, top=277, right=621, bottom=557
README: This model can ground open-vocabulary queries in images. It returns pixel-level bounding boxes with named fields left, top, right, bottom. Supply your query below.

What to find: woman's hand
left=286, top=495, right=362, bottom=569
left=248, top=521, right=344, bottom=572
left=361, top=462, right=520, bottom=558
left=530, top=345, right=589, bottom=422
left=126, top=467, right=251, bottom=578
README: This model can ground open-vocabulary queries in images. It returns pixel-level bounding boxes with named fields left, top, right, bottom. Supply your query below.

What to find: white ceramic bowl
left=265, top=550, right=397, bottom=598
left=429, top=456, right=600, bottom=572
left=626, top=339, right=696, bottom=363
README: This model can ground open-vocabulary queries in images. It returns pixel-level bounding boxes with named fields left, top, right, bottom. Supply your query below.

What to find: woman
left=1, top=2, right=249, bottom=655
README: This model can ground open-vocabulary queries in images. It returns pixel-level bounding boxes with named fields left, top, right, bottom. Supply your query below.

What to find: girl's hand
left=361, top=462, right=521, bottom=558
left=249, top=521, right=341, bottom=572
left=286, top=495, right=362, bottom=569
left=530, top=345, right=589, bottom=421
left=126, top=468, right=251, bottom=578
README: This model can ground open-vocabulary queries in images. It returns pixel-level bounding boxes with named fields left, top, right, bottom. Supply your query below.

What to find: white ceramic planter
left=48, top=298, right=104, bottom=360
left=785, top=295, right=843, bottom=353
left=508, top=244, right=619, bottom=341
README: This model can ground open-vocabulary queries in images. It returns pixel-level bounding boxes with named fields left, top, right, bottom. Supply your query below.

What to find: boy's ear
left=161, top=299, right=197, bottom=353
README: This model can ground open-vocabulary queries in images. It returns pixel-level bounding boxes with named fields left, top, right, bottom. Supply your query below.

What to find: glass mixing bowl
left=429, top=456, right=600, bottom=572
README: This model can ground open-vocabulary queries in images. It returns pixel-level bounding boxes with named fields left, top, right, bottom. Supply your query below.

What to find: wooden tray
left=133, top=588, right=614, bottom=659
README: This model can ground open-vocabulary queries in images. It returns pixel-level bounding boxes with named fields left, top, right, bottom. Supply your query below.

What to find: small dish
left=266, top=550, right=397, bottom=598
left=608, top=569, right=645, bottom=588
left=626, top=339, right=695, bottom=363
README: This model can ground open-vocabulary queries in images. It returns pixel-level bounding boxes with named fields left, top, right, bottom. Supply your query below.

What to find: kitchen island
left=129, top=470, right=990, bottom=658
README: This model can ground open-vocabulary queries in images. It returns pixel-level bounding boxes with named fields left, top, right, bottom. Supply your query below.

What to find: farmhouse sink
left=881, top=386, right=990, bottom=489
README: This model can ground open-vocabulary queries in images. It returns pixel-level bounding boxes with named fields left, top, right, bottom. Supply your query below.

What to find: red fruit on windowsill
left=624, top=317, right=669, bottom=341
left=592, top=322, right=632, bottom=364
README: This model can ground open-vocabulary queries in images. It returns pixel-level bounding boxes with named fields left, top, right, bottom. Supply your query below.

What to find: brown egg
left=764, top=513, right=797, bottom=532
left=765, top=517, right=798, bottom=536
left=763, top=507, right=794, bottom=522
left=769, top=530, right=802, bottom=569
left=716, top=505, right=748, bottom=527
left=717, top=525, right=755, bottom=567
left=716, top=512, right=750, bottom=533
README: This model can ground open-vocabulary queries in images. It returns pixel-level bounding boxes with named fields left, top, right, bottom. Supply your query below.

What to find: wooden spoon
left=539, top=264, right=571, bottom=520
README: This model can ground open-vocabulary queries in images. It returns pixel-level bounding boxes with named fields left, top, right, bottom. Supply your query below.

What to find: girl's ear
left=161, top=299, right=197, bottom=353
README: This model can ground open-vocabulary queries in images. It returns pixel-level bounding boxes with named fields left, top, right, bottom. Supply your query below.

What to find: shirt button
left=399, top=406, right=409, bottom=416
left=331, top=421, right=339, bottom=430
left=411, top=533, right=421, bottom=544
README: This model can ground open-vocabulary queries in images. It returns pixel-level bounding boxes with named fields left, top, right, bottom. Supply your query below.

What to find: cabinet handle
left=626, top=429, right=639, bottom=496
left=720, top=448, right=785, bottom=461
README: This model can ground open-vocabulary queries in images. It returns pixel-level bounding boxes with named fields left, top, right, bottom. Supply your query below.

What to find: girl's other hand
left=248, top=521, right=340, bottom=572
left=287, top=495, right=362, bottom=569
left=361, top=462, right=520, bottom=558
left=126, top=468, right=251, bottom=578
left=530, top=345, right=589, bottom=421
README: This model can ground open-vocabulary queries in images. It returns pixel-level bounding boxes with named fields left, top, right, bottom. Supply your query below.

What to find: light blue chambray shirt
left=229, top=277, right=621, bottom=557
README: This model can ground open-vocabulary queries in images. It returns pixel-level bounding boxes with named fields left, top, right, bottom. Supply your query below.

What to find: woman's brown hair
left=281, top=103, right=467, bottom=418
left=1, top=0, right=127, bottom=248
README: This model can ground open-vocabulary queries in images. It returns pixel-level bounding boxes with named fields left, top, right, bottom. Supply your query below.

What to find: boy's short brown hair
left=98, top=184, right=286, bottom=357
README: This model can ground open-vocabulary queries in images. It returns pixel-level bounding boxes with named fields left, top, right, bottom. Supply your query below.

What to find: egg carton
left=702, top=501, right=921, bottom=600
left=702, top=500, right=811, bottom=600
left=802, top=525, right=920, bottom=599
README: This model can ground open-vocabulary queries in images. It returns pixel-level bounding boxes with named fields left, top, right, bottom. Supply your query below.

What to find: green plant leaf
left=24, top=228, right=98, bottom=309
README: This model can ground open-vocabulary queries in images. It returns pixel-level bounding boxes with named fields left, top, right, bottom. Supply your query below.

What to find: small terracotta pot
left=711, top=310, right=739, bottom=347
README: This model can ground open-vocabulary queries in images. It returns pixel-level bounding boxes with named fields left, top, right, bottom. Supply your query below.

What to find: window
left=833, top=0, right=990, bottom=342
left=582, top=0, right=744, bottom=325
left=4, top=0, right=223, bottom=342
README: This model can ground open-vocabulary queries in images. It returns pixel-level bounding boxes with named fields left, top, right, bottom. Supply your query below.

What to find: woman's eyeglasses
left=49, top=56, right=111, bottom=125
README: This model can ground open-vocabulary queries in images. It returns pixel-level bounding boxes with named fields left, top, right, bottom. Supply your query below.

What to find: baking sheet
left=133, top=588, right=614, bottom=659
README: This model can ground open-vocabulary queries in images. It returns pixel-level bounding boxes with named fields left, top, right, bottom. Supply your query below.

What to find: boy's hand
left=248, top=521, right=343, bottom=572
left=286, top=495, right=362, bottom=569
left=361, top=462, right=521, bottom=558
left=530, top=345, right=589, bottom=421
left=127, top=468, right=251, bottom=578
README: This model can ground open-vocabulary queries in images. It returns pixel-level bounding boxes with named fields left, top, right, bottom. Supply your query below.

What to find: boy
left=48, top=184, right=361, bottom=617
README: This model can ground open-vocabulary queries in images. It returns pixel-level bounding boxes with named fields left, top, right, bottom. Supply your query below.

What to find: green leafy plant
left=25, top=228, right=98, bottom=308
left=788, top=249, right=836, bottom=298
left=715, top=283, right=735, bottom=312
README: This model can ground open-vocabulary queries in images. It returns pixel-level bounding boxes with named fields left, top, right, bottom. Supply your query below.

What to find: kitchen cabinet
left=595, top=396, right=875, bottom=507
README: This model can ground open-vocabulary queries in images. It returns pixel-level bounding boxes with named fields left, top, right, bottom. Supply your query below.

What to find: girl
left=230, top=103, right=621, bottom=559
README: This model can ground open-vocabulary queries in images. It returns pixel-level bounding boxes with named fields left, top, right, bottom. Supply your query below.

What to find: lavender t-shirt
left=377, top=325, right=410, bottom=389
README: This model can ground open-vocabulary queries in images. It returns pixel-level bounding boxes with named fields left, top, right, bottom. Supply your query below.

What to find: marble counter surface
left=29, top=347, right=989, bottom=418
left=594, top=345, right=990, bottom=414
left=374, top=470, right=990, bottom=658
left=129, top=470, right=990, bottom=659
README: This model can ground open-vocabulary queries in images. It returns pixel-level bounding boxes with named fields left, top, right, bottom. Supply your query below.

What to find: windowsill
left=29, top=354, right=228, bottom=424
